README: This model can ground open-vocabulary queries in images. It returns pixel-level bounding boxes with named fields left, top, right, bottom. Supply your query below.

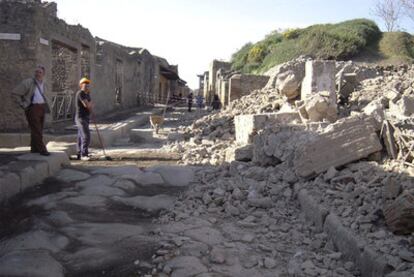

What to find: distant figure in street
left=211, top=94, right=221, bottom=110
left=187, top=92, right=193, bottom=112
left=13, top=65, right=51, bottom=156
left=75, top=78, right=93, bottom=161
left=196, top=94, right=204, bottom=109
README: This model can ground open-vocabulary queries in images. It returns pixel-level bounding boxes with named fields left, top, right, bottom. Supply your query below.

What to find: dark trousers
left=188, top=103, right=192, bottom=112
left=75, top=117, right=90, bottom=156
left=25, top=104, right=47, bottom=153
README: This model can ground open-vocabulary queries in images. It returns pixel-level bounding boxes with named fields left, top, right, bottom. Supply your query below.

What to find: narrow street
left=0, top=106, right=360, bottom=277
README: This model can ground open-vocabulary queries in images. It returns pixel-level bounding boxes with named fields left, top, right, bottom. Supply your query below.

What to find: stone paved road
left=0, top=106, right=362, bottom=276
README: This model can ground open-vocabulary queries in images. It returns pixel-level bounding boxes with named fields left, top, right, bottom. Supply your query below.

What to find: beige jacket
left=12, top=78, right=51, bottom=113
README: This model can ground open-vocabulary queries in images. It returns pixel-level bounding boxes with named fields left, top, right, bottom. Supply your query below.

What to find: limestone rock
left=225, top=144, right=253, bottom=162
left=276, top=70, right=301, bottom=100
left=166, top=256, right=208, bottom=277
left=300, top=91, right=338, bottom=123
left=294, top=116, right=383, bottom=178
left=112, top=194, right=176, bottom=213
left=148, top=165, right=195, bottom=187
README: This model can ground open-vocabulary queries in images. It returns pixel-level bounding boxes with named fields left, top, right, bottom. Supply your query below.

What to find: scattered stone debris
left=160, top=57, right=414, bottom=276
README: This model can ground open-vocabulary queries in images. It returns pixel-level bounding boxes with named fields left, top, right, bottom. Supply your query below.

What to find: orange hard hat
left=79, top=77, right=91, bottom=85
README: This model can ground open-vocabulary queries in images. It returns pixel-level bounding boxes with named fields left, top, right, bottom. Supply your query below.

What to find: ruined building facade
left=199, top=59, right=269, bottom=108
left=0, top=0, right=188, bottom=131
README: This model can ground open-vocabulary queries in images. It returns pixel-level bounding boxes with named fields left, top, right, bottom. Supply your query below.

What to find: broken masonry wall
left=0, top=1, right=172, bottom=131
left=206, top=60, right=231, bottom=105
left=203, top=72, right=209, bottom=104
left=137, top=49, right=157, bottom=106
left=0, top=1, right=97, bottom=129
left=0, top=1, right=42, bottom=130
left=94, top=38, right=149, bottom=114
left=220, top=79, right=229, bottom=108
left=228, top=74, right=269, bottom=106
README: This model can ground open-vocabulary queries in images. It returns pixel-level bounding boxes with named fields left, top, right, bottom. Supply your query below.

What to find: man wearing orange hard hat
left=75, top=77, right=93, bottom=161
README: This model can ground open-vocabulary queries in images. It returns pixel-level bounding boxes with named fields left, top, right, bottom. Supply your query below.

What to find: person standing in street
left=75, top=78, right=93, bottom=161
left=196, top=93, right=204, bottom=110
left=13, top=65, right=51, bottom=156
left=187, top=92, right=193, bottom=112
left=211, top=94, right=221, bottom=110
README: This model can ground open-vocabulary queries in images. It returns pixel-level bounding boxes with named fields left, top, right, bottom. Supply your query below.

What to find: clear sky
left=53, top=0, right=414, bottom=89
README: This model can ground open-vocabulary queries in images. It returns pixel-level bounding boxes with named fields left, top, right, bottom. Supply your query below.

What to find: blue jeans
left=75, top=117, right=90, bottom=156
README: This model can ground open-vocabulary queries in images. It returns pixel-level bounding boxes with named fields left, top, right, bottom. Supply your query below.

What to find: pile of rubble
left=167, top=57, right=413, bottom=167
left=299, top=160, right=414, bottom=275
left=151, top=165, right=361, bottom=276
left=161, top=56, right=414, bottom=276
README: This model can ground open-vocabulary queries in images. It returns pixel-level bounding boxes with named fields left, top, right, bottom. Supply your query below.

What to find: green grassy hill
left=231, top=19, right=414, bottom=74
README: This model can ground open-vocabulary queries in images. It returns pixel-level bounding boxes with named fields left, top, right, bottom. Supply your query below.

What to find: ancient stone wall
left=206, top=60, right=231, bottom=104
left=0, top=0, right=177, bottom=131
left=0, top=1, right=47, bottom=130
left=228, top=74, right=269, bottom=106
left=93, top=39, right=144, bottom=114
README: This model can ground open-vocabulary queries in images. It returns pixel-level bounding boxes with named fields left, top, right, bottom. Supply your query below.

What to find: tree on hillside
left=401, top=0, right=414, bottom=22
left=373, top=0, right=403, bottom=31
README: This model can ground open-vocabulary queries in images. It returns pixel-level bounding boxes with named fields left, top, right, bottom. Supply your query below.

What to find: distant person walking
left=211, top=94, right=221, bottom=110
left=13, top=65, right=51, bottom=156
left=187, top=92, right=193, bottom=112
left=75, top=78, right=93, bottom=161
left=196, top=94, right=204, bottom=110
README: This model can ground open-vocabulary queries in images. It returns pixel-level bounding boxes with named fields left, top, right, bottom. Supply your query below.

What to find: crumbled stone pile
left=166, top=58, right=413, bottom=169
left=151, top=165, right=361, bottom=277
left=160, top=57, right=414, bottom=276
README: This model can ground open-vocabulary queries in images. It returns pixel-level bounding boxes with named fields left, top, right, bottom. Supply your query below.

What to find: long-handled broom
left=91, top=113, right=112, bottom=161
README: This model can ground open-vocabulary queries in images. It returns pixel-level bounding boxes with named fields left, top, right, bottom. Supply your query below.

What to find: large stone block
left=298, top=91, right=338, bottom=123
left=265, top=56, right=307, bottom=89
left=31, top=161, right=49, bottom=186
left=276, top=70, right=302, bottom=99
left=148, top=165, right=195, bottom=187
left=235, top=112, right=301, bottom=145
left=0, top=172, right=20, bottom=203
left=383, top=192, right=414, bottom=235
left=301, top=60, right=336, bottom=102
left=18, top=165, right=37, bottom=191
left=294, top=117, right=382, bottom=178
left=235, top=114, right=268, bottom=145
left=225, top=144, right=253, bottom=162
left=17, top=152, right=69, bottom=175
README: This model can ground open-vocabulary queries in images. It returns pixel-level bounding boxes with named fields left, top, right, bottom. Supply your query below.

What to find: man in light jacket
left=12, top=65, right=51, bottom=156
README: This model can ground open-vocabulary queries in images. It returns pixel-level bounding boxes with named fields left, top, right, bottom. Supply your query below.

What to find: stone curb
left=0, top=150, right=70, bottom=205
left=0, top=109, right=163, bottom=204
left=0, top=109, right=162, bottom=148
left=298, top=189, right=394, bottom=277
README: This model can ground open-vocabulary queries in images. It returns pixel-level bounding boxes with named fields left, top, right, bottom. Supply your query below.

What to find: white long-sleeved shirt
left=32, top=81, right=45, bottom=104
